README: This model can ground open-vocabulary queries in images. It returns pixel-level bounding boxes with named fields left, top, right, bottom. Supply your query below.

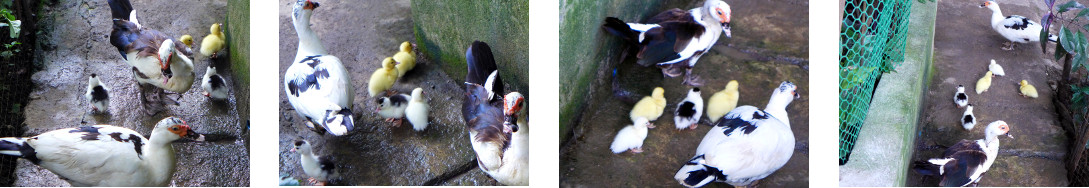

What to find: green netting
left=839, top=0, right=914, bottom=165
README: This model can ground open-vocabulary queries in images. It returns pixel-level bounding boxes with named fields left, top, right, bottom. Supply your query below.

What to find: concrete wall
left=411, top=0, right=529, bottom=94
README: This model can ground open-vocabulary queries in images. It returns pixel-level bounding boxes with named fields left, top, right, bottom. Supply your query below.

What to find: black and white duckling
left=962, top=104, right=977, bottom=130
left=610, top=117, right=651, bottom=154
left=913, top=120, right=1012, bottom=187
left=284, top=0, right=356, bottom=136
left=674, top=87, right=704, bottom=129
left=108, top=0, right=196, bottom=110
left=291, top=140, right=337, bottom=186
left=0, top=117, right=204, bottom=186
left=675, top=81, right=799, bottom=188
left=85, top=74, right=110, bottom=113
left=602, top=0, right=732, bottom=86
left=201, top=65, right=228, bottom=100
left=980, top=0, right=1058, bottom=50
left=376, top=93, right=410, bottom=127
left=405, top=88, right=429, bottom=131
left=954, top=85, right=968, bottom=108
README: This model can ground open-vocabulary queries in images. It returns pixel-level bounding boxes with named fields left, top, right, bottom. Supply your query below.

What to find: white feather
left=405, top=88, right=429, bottom=131
left=674, top=88, right=704, bottom=129
left=611, top=118, right=650, bottom=153
left=988, top=59, right=1005, bottom=76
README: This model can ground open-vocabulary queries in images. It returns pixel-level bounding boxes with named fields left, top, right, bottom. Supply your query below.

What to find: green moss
left=227, top=0, right=248, bottom=84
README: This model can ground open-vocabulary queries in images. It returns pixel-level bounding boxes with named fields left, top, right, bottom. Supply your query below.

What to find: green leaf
left=1059, top=0, right=1085, bottom=13
left=1061, top=26, right=1078, bottom=54
left=1074, top=54, right=1088, bottom=70
left=7, top=19, right=19, bottom=38
left=1056, top=38, right=1068, bottom=60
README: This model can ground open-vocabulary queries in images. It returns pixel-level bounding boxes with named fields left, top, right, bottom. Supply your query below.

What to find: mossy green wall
left=411, top=0, right=529, bottom=95
left=227, top=0, right=248, bottom=85
left=558, top=0, right=692, bottom=140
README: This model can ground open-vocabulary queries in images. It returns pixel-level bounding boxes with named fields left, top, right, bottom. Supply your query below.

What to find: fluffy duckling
left=1019, top=80, right=1038, bottom=98
left=292, top=140, right=337, bottom=186
left=610, top=117, right=652, bottom=153
left=674, top=88, right=704, bottom=129
left=376, top=93, right=410, bottom=126
left=368, top=57, right=400, bottom=97
left=179, top=35, right=194, bottom=47
left=630, top=87, right=667, bottom=128
left=954, top=85, right=968, bottom=108
left=962, top=104, right=977, bottom=130
left=975, top=71, right=993, bottom=94
left=706, top=80, right=739, bottom=123
left=988, top=59, right=1005, bottom=76
left=200, top=23, right=226, bottom=58
left=85, top=74, right=110, bottom=113
left=393, top=41, right=416, bottom=77
left=405, top=88, right=429, bottom=131
left=201, top=66, right=229, bottom=100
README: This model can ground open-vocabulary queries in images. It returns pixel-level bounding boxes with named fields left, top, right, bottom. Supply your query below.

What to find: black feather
left=465, top=41, right=502, bottom=95
left=602, top=17, right=639, bottom=43
left=318, top=155, right=336, bottom=173
left=956, top=93, right=967, bottom=100
left=69, top=126, right=102, bottom=141
left=288, top=68, right=330, bottom=97
left=963, top=115, right=974, bottom=124
left=209, top=75, right=224, bottom=90
left=107, top=0, right=134, bottom=20
left=91, top=86, right=109, bottom=101
left=677, top=101, right=697, bottom=117
left=718, top=111, right=768, bottom=136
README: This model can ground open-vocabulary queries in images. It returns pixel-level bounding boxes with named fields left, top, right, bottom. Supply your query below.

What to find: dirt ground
left=16, top=0, right=248, bottom=186
left=277, top=0, right=508, bottom=185
left=908, top=0, right=1076, bottom=186
left=559, top=0, right=810, bottom=187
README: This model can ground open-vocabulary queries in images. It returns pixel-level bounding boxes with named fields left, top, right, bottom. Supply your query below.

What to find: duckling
left=292, top=140, right=337, bottom=186
left=1019, top=80, right=1038, bottom=98
left=610, top=117, right=652, bottom=153
left=85, top=74, right=109, bottom=113
left=975, top=71, right=993, bottom=94
left=962, top=104, right=977, bottom=130
left=200, top=23, right=226, bottom=58
left=988, top=59, right=1005, bottom=76
left=376, top=93, right=410, bottom=126
left=405, top=87, right=429, bottom=131
left=954, top=85, right=968, bottom=108
left=201, top=66, right=229, bottom=100
left=179, top=35, right=194, bottom=47
left=674, top=87, right=704, bottom=129
left=706, top=80, right=739, bottom=123
left=393, top=41, right=416, bottom=77
left=630, top=87, right=667, bottom=128
left=368, top=57, right=400, bottom=97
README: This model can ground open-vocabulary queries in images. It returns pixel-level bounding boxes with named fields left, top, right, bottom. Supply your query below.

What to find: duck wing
left=466, top=41, right=503, bottom=97
left=2, top=126, right=153, bottom=186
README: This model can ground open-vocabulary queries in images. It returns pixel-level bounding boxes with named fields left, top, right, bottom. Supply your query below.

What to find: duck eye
left=172, top=127, right=179, bottom=131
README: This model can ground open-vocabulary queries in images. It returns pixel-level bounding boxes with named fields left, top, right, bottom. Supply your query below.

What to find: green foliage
left=0, top=8, right=19, bottom=59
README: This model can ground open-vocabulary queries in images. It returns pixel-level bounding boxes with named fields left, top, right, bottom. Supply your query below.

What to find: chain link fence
left=839, top=0, right=913, bottom=165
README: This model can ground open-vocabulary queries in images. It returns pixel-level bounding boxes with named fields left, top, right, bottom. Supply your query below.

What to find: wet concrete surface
left=559, top=0, right=809, bottom=187
left=17, top=0, right=248, bottom=186
left=277, top=0, right=511, bottom=185
left=907, top=0, right=1074, bottom=186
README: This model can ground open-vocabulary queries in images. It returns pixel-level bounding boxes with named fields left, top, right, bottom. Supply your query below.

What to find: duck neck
left=145, top=135, right=177, bottom=186
left=293, top=11, right=327, bottom=56
left=765, top=99, right=791, bottom=126
left=989, top=7, right=1004, bottom=27
left=983, top=133, right=1001, bottom=148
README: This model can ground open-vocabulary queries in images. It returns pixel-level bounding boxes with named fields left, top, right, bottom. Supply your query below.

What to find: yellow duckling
left=975, top=71, right=993, bottom=94
left=706, top=80, right=739, bottom=123
left=368, top=57, right=400, bottom=97
left=393, top=41, right=416, bottom=77
left=630, top=87, right=667, bottom=128
left=200, top=23, right=226, bottom=58
left=1019, top=80, right=1038, bottom=98
left=179, top=35, right=194, bottom=47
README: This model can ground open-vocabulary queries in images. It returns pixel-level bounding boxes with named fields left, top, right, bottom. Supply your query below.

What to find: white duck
left=376, top=93, right=410, bottom=126
left=954, top=85, right=968, bottom=108
left=108, top=0, right=196, bottom=109
left=980, top=0, right=1058, bottom=50
left=675, top=87, right=704, bottom=129
left=85, top=74, right=110, bottom=113
left=675, top=81, right=799, bottom=188
left=0, top=117, right=204, bottom=186
left=461, top=41, right=528, bottom=185
left=284, top=0, right=356, bottom=136
left=291, top=140, right=337, bottom=186
left=610, top=117, right=652, bottom=154
left=602, top=0, right=732, bottom=86
left=913, top=120, right=1012, bottom=187
left=405, top=87, right=429, bottom=131
left=988, top=59, right=1005, bottom=76
left=201, top=65, right=229, bottom=100
left=962, top=104, right=977, bottom=130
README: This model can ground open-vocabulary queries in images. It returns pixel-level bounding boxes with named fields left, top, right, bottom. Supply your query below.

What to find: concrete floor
left=18, top=0, right=248, bottom=186
left=276, top=0, right=510, bottom=185
left=907, top=0, right=1075, bottom=186
left=559, top=0, right=809, bottom=187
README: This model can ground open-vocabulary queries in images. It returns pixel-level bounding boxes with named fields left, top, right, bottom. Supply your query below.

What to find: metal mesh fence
left=0, top=0, right=36, bottom=185
left=839, top=0, right=914, bottom=165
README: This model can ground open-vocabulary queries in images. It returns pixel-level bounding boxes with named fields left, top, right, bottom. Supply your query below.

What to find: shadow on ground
left=18, top=0, right=248, bottom=186
left=559, top=0, right=809, bottom=187
left=907, top=0, right=1075, bottom=186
